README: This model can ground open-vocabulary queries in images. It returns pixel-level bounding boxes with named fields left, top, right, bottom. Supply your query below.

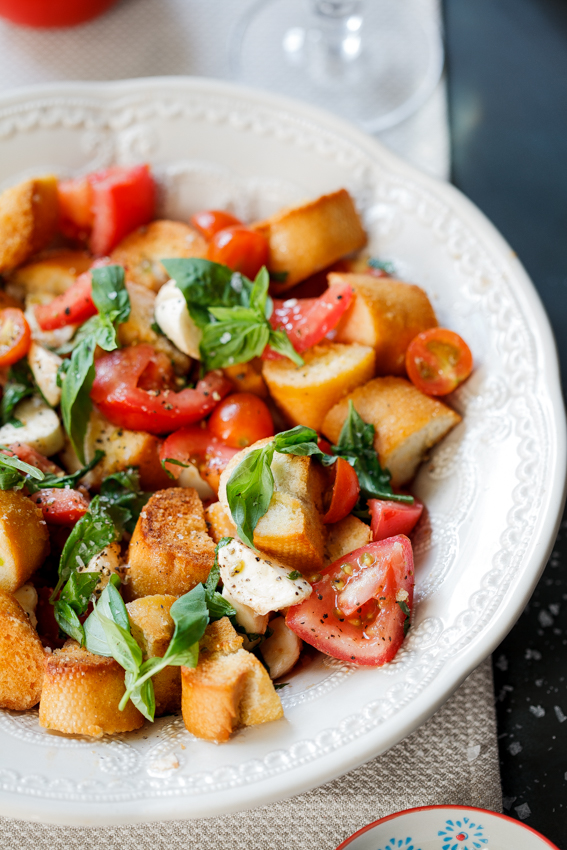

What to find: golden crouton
left=332, top=273, right=438, bottom=375
left=200, top=617, right=243, bottom=655
left=0, top=590, right=45, bottom=710
left=0, top=176, right=59, bottom=273
left=223, top=359, right=268, bottom=398
left=181, top=648, right=283, bottom=742
left=126, top=594, right=180, bottom=716
left=205, top=501, right=237, bottom=544
left=262, top=342, right=375, bottom=431
left=252, top=189, right=367, bottom=290
left=39, top=642, right=144, bottom=737
left=60, top=406, right=171, bottom=492
left=0, top=490, right=49, bottom=593
left=110, top=220, right=207, bottom=292
left=118, top=281, right=190, bottom=374
left=127, top=488, right=215, bottom=599
left=219, top=441, right=325, bottom=572
left=322, top=376, right=462, bottom=487
left=325, top=514, right=372, bottom=566
left=8, top=249, right=92, bottom=297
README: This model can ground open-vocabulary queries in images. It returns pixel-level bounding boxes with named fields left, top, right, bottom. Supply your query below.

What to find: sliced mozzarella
left=25, top=294, right=76, bottom=350
left=222, top=585, right=269, bottom=636
left=154, top=279, right=202, bottom=359
left=177, top=462, right=215, bottom=500
left=28, top=341, right=63, bottom=407
left=13, top=582, right=38, bottom=629
left=0, top=396, right=64, bottom=456
left=260, top=616, right=302, bottom=680
left=218, top=538, right=312, bottom=615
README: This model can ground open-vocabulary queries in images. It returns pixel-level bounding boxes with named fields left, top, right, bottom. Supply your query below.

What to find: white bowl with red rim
left=336, top=805, right=561, bottom=850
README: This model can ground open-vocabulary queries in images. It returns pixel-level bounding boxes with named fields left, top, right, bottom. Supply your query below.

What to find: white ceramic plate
left=336, top=806, right=561, bottom=850
left=0, top=78, right=564, bottom=827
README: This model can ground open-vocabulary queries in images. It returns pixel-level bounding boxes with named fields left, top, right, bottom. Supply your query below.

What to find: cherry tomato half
left=322, top=457, right=360, bottom=524
left=207, top=226, right=269, bottom=280
left=191, top=210, right=242, bottom=241
left=209, top=392, right=274, bottom=448
left=30, top=488, right=90, bottom=526
left=405, top=327, right=473, bottom=396
left=0, top=309, right=31, bottom=367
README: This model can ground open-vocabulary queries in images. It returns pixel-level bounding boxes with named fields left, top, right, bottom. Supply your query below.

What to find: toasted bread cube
left=332, top=273, right=438, bottom=375
left=126, top=594, right=180, bottom=716
left=200, top=617, right=244, bottom=655
left=0, top=176, right=59, bottom=273
left=262, top=341, right=375, bottom=431
left=252, top=189, right=367, bottom=290
left=322, top=376, right=462, bottom=486
left=8, top=249, right=92, bottom=296
left=110, top=220, right=207, bottom=291
left=128, top=488, right=215, bottom=599
left=0, top=590, right=45, bottom=709
left=325, top=514, right=372, bottom=566
left=205, top=501, right=237, bottom=544
left=223, top=359, right=268, bottom=398
left=181, top=648, right=283, bottom=742
left=60, top=407, right=171, bottom=491
left=118, top=281, right=190, bottom=374
left=39, top=642, right=144, bottom=737
left=0, top=490, right=49, bottom=593
left=219, top=441, right=325, bottom=571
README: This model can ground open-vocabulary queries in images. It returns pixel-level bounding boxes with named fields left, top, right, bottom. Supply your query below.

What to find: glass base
left=231, top=0, right=444, bottom=133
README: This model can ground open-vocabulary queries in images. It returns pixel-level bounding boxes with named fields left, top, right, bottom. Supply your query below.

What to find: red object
left=4, top=444, right=62, bottom=475
left=322, top=457, right=360, bottom=524
left=0, top=0, right=118, bottom=27
left=30, top=488, right=89, bottom=526
left=0, top=309, right=31, bottom=367
left=58, top=176, right=94, bottom=239
left=89, top=165, right=155, bottom=256
left=208, top=392, right=274, bottom=448
left=191, top=210, right=243, bottom=241
left=207, top=226, right=269, bottom=280
left=91, top=344, right=231, bottom=434
left=265, top=282, right=354, bottom=358
left=160, top=425, right=239, bottom=494
left=369, top=497, right=424, bottom=541
left=34, top=264, right=104, bottom=331
left=286, top=536, right=414, bottom=667
left=405, top=327, right=473, bottom=396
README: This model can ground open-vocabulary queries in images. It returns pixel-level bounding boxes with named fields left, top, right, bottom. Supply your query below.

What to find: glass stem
left=310, top=0, right=363, bottom=60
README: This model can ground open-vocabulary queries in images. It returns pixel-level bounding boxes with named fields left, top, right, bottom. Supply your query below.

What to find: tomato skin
left=264, top=282, right=354, bottom=358
left=0, top=309, right=31, bottom=367
left=286, top=536, right=414, bottom=667
left=91, top=344, right=232, bottom=434
left=30, top=488, right=89, bottom=526
left=322, top=457, right=360, bottom=524
left=208, top=392, right=274, bottom=448
left=0, top=0, right=117, bottom=28
left=58, top=176, right=94, bottom=239
left=34, top=258, right=110, bottom=331
left=89, top=164, right=155, bottom=256
left=191, top=210, right=242, bottom=240
left=405, top=327, right=473, bottom=396
left=207, top=226, right=269, bottom=280
left=160, top=425, right=239, bottom=491
left=369, top=498, right=424, bottom=541
left=3, top=443, right=62, bottom=475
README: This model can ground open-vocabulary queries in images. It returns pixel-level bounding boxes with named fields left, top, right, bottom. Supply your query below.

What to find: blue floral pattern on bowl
left=438, top=816, right=488, bottom=850
left=376, top=839, right=422, bottom=850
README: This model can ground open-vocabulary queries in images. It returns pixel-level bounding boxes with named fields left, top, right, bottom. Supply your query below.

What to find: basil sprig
left=60, top=265, right=130, bottom=463
left=161, top=258, right=302, bottom=372
left=333, top=401, right=414, bottom=513
left=0, top=360, right=35, bottom=426
left=205, top=537, right=237, bottom=620
left=226, top=425, right=335, bottom=548
left=0, top=449, right=44, bottom=490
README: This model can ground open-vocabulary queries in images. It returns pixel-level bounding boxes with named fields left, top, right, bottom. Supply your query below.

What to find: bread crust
left=126, top=594, right=180, bottom=716
left=0, top=490, right=49, bottom=593
left=8, top=249, right=92, bottom=297
left=0, top=590, right=45, bottom=710
left=0, top=176, right=59, bottom=273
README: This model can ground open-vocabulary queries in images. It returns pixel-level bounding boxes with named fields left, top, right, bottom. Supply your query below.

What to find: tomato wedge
left=405, top=327, right=473, bottom=396
left=286, top=536, right=414, bottom=667
left=34, top=258, right=110, bottom=331
left=322, top=457, right=360, bottom=524
left=159, top=425, right=239, bottom=493
left=3, top=443, right=62, bottom=475
left=91, top=344, right=232, bottom=434
left=191, top=210, right=242, bottom=240
left=207, top=225, right=269, bottom=280
left=30, top=488, right=90, bottom=526
left=0, top=309, right=31, bottom=367
left=208, top=392, right=274, bottom=448
left=264, top=282, right=354, bottom=358
left=369, top=498, right=423, bottom=541
left=58, top=176, right=94, bottom=239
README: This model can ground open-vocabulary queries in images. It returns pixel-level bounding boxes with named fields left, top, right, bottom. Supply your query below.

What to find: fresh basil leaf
left=161, top=258, right=254, bottom=328
left=25, top=450, right=104, bottom=494
left=0, top=468, right=26, bottom=490
left=266, top=327, right=303, bottom=366
left=249, top=267, right=271, bottom=317
left=91, top=265, right=131, bottom=325
left=273, top=426, right=318, bottom=451
left=270, top=271, right=289, bottom=283
left=53, top=600, right=85, bottom=645
left=165, top=584, right=209, bottom=665
left=100, top=467, right=150, bottom=534
left=397, top=599, right=411, bottom=636
left=226, top=442, right=275, bottom=548
left=1, top=360, right=35, bottom=426
left=84, top=581, right=132, bottom=657
left=200, top=310, right=271, bottom=372
left=287, top=570, right=302, bottom=581
left=60, top=571, right=100, bottom=614
left=125, top=670, right=156, bottom=721
left=0, top=449, right=44, bottom=480
left=274, top=682, right=290, bottom=690
left=96, top=611, right=142, bottom=673
left=205, top=537, right=236, bottom=620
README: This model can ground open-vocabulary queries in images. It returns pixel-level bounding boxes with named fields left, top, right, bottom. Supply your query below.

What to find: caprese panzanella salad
left=0, top=165, right=472, bottom=742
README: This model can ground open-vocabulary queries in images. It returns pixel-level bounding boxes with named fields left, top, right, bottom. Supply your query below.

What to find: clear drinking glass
left=231, top=0, right=444, bottom=133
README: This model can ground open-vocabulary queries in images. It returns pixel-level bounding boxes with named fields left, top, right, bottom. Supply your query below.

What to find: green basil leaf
left=226, top=443, right=275, bottom=548
left=204, top=537, right=236, bottom=620
left=164, top=584, right=209, bottom=666
left=95, top=611, right=142, bottom=674
left=0, top=468, right=26, bottom=490
left=0, top=448, right=44, bottom=480
left=53, top=600, right=85, bottom=645
left=200, top=313, right=270, bottom=372
left=84, top=581, right=133, bottom=658
left=59, top=571, right=100, bottom=615
left=125, top=670, right=156, bottom=721
left=100, top=467, right=151, bottom=534
left=0, top=360, right=35, bottom=426
left=267, top=328, right=304, bottom=366
left=91, top=265, right=131, bottom=325
left=161, top=258, right=254, bottom=328
left=25, top=450, right=104, bottom=494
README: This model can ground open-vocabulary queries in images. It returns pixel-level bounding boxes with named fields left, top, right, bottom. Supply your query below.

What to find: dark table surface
left=443, top=1, right=567, bottom=846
